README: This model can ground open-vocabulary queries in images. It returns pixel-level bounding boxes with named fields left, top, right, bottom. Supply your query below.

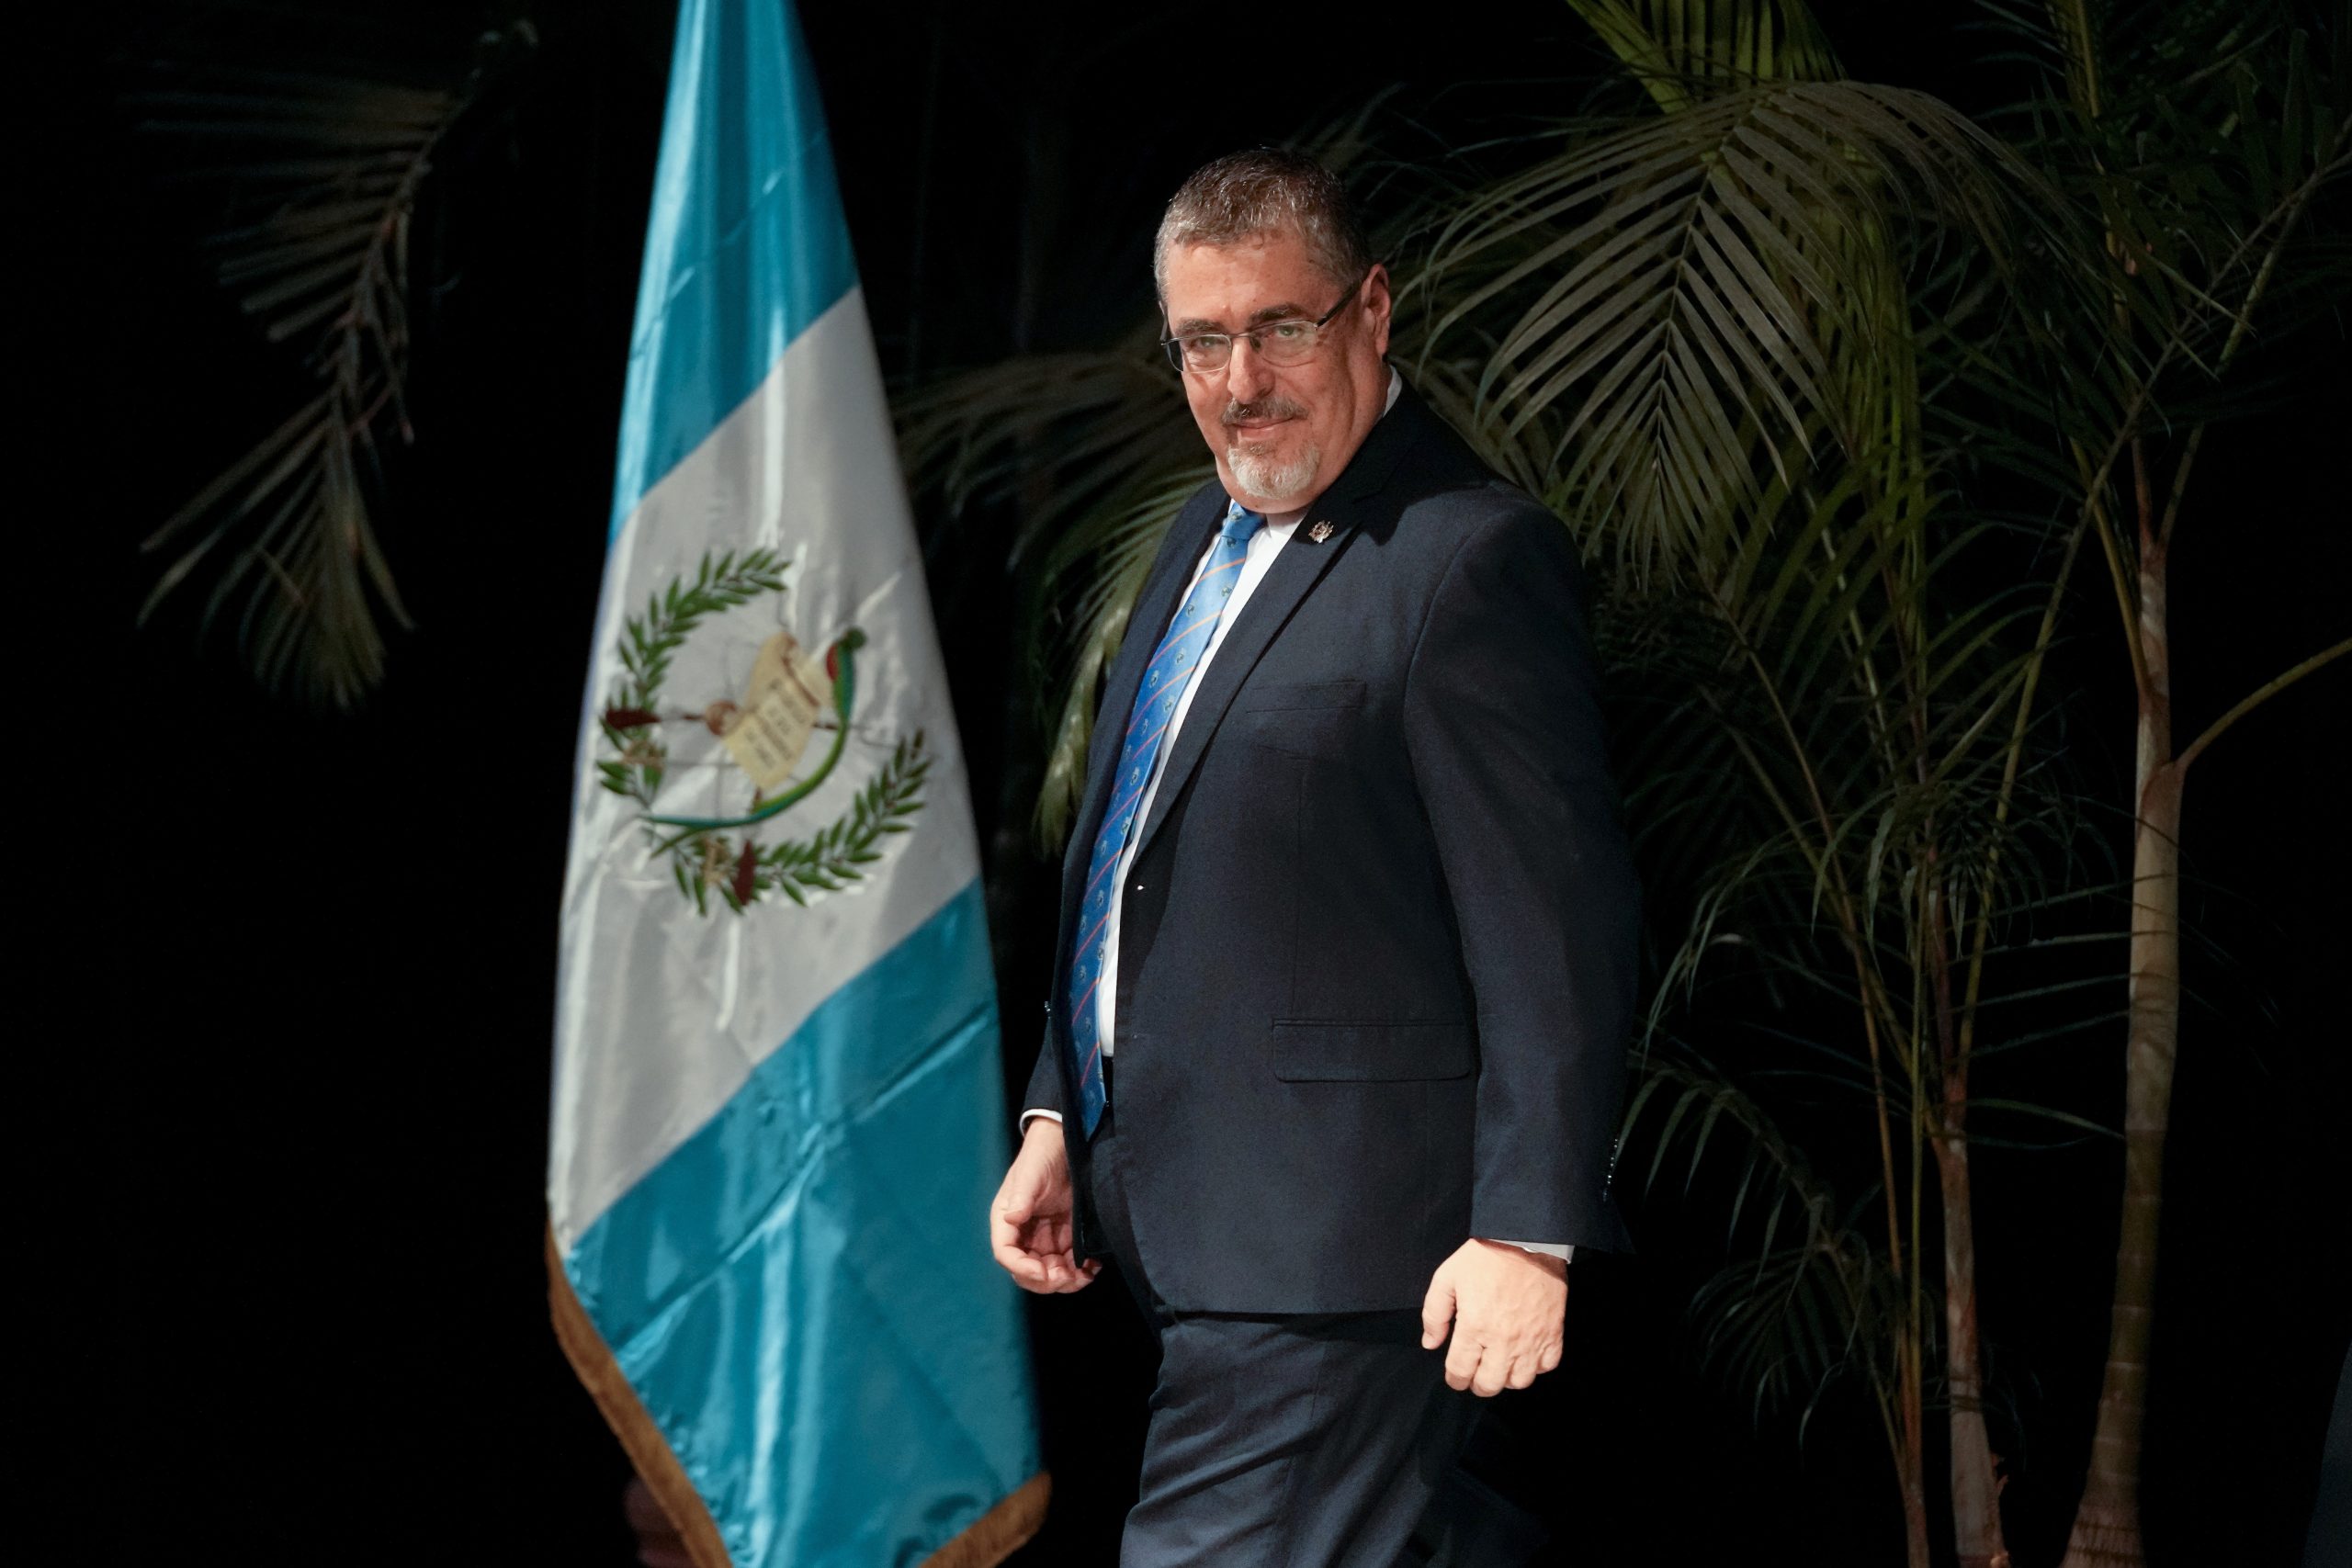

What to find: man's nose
left=1222, top=336, right=1274, bottom=402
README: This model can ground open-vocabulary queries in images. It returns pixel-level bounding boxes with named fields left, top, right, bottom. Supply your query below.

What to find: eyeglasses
left=1159, top=269, right=1371, bottom=375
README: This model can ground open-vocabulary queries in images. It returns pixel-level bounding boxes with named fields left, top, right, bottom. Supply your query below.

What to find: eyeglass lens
left=1168, top=321, right=1324, bottom=373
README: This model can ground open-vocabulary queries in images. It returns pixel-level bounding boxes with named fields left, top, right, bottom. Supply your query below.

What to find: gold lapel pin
left=1307, top=520, right=1335, bottom=543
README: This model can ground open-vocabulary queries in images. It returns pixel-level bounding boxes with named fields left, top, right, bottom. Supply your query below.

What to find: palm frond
left=1622, top=1056, right=1905, bottom=1432
left=1408, top=79, right=2055, bottom=582
left=133, top=28, right=529, bottom=705
left=1566, top=0, right=1842, bottom=112
left=896, top=338, right=1202, bottom=558
left=1957, top=0, right=2352, bottom=553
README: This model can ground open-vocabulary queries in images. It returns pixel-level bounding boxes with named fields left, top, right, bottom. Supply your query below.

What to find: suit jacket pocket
left=1237, top=679, right=1366, bottom=713
left=1236, top=679, right=1365, bottom=760
left=1271, top=1020, right=1476, bottom=1081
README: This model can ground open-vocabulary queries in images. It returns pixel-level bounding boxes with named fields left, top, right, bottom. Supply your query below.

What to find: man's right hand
left=990, top=1117, right=1101, bottom=1293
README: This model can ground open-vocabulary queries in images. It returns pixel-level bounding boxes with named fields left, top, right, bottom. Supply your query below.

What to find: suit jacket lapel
left=1128, top=403, right=1416, bottom=863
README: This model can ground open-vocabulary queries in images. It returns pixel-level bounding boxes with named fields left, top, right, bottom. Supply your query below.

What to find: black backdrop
left=79, top=3, right=2348, bottom=1562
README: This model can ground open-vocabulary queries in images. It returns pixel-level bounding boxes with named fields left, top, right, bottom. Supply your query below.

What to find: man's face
left=1159, top=231, right=1393, bottom=513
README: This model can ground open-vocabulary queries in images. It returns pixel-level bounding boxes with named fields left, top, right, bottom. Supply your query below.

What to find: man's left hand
left=1419, top=1239, right=1568, bottom=1396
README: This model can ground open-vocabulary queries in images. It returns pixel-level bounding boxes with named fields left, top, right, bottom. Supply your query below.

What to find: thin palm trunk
left=1898, top=1335, right=1932, bottom=1568
left=1931, top=877, right=2010, bottom=1568
left=1943, top=512, right=2095, bottom=1568
left=2055, top=98, right=2345, bottom=1557
left=2058, top=538, right=2349, bottom=1568
left=1904, top=434, right=2009, bottom=1565
left=1938, top=1124, right=2010, bottom=1567
left=2063, top=539, right=2179, bottom=1567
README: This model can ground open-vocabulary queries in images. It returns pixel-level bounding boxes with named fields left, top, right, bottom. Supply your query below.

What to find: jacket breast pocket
left=1271, top=1020, right=1476, bottom=1082
left=1234, top=679, right=1365, bottom=760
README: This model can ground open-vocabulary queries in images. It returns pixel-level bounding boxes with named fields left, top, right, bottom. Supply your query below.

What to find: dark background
left=79, top=2, right=2347, bottom=1562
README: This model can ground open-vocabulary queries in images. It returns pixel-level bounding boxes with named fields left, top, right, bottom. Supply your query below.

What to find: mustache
left=1221, top=396, right=1308, bottom=428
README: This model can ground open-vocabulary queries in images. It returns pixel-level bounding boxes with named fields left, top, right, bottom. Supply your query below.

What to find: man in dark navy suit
left=989, top=149, right=1640, bottom=1566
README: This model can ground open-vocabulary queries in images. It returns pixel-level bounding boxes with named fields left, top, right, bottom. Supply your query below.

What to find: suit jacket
left=1023, top=380, right=1640, bottom=1314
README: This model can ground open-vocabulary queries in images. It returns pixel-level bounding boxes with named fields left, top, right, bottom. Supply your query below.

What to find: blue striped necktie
left=1063, top=501, right=1264, bottom=1134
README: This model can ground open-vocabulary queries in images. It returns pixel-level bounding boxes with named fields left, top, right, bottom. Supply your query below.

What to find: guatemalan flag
left=545, top=3, right=1045, bottom=1563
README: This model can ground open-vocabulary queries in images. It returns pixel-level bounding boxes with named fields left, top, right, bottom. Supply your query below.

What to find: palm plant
left=1958, top=6, right=2352, bottom=1563
left=1601, top=449, right=2114, bottom=1568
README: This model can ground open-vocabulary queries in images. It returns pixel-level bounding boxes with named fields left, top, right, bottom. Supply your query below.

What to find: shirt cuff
left=1019, top=1109, right=1064, bottom=1135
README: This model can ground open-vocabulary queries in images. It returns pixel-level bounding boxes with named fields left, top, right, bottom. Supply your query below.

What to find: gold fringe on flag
left=544, top=1219, right=1049, bottom=1568
left=922, top=1472, right=1050, bottom=1568
left=545, top=1221, right=734, bottom=1568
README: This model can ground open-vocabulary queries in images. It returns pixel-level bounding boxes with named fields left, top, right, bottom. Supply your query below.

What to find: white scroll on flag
left=544, top=2, right=1046, bottom=1562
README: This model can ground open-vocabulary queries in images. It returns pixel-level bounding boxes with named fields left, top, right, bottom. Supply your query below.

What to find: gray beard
left=1227, top=441, right=1321, bottom=505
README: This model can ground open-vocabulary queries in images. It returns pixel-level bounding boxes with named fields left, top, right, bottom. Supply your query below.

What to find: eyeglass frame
left=1158, top=267, right=1374, bottom=376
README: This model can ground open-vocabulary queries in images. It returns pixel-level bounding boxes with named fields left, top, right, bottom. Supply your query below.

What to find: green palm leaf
left=1567, top=0, right=1842, bottom=111
left=1409, top=79, right=2052, bottom=582
left=133, top=29, right=529, bottom=705
left=1623, top=1055, right=1905, bottom=1432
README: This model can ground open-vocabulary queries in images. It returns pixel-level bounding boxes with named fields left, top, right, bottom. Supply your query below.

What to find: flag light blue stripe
left=569, top=882, right=1032, bottom=1566
left=605, top=0, right=858, bottom=542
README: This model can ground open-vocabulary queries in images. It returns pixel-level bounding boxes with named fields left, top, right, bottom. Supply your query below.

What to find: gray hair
left=1152, top=149, right=1374, bottom=301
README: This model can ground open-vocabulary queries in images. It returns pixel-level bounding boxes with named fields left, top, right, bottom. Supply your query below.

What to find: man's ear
left=1363, top=263, right=1394, bottom=357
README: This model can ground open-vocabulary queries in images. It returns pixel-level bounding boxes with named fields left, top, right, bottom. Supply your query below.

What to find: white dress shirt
left=1027, top=370, right=1570, bottom=1263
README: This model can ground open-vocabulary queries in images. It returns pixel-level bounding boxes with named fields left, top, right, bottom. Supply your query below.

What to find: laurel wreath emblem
left=594, top=547, right=928, bottom=916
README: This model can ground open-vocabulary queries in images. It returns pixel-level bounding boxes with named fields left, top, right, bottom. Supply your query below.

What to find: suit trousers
left=1085, top=1072, right=1482, bottom=1568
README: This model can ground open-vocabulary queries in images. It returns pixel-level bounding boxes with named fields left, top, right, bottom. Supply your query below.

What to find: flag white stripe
left=550, top=288, right=980, bottom=1245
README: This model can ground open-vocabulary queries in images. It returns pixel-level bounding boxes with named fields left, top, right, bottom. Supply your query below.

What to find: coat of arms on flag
left=594, top=547, right=930, bottom=915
